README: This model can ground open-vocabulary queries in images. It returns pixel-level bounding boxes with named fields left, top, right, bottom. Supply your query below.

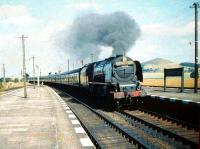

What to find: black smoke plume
left=61, top=12, right=141, bottom=60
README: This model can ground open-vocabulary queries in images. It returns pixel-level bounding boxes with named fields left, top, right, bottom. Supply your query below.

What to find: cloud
left=0, top=21, right=70, bottom=77
left=127, top=39, right=160, bottom=62
left=0, top=5, right=27, bottom=18
left=0, top=4, right=39, bottom=26
left=98, top=46, right=113, bottom=60
left=66, top=1, right=102, bottom=11
left=24, top=22, right=70, bottom=74
left=127, top=21, right=199, bottom=63
left=142, top=21, right=195, bottom=37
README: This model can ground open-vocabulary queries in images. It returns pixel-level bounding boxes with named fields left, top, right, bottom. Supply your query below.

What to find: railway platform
left=0, top=86, right=94, bottom=149
left=144, top=86, right=200, bottom=102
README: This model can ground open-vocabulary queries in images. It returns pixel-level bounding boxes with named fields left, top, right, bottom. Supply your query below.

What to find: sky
left=0, top=0, right=199, bottom=78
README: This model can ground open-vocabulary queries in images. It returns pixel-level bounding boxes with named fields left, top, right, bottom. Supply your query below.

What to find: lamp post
left=32, top=56, right=35, bottom=89
left=190, top=2, right=199, bottom=93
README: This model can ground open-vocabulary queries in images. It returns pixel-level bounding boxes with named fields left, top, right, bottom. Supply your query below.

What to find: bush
left=0, top=83, right=3, bottom=91
left=14, top=78, right=19, bottom=82
left=190, top=71, right=199, bottom=78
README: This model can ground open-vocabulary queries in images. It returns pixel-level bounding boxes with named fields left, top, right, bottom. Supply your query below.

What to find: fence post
left=164, top=69, right=166, bottom=92
left=180, top=67, right=184, bottom=92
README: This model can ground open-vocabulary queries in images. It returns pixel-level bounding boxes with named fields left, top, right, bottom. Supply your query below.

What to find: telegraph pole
left=81, top=60, right=84, bottom=66
left=3, top=64, right=5, bottom=83
left=91, top=53, right=94, bottom=63
left=67, top=59, right=69, bottom=83
left=190, top=2, right=199, bottom=93
left=21, top=69, right=23, bottom=81
left=67, top=59, right=70, bottom=71
left=19, top=35, right=28, bottom=98
left=35, top=65, right=40, bottom=87
left=32, top=56, right=35, bottom=89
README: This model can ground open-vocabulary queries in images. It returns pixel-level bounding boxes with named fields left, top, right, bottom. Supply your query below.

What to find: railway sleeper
left=118, top=110, right=198, bottom=148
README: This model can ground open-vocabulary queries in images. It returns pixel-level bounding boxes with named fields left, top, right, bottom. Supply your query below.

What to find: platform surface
left=144, top=86, right=200, bottom=102
left=0, top=86, right=94, bottom=149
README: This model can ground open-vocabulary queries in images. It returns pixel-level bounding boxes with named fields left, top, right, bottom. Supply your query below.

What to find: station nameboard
left=164, top=67, right=184, bottom=92
left=164, top=68, right=184, bottom=77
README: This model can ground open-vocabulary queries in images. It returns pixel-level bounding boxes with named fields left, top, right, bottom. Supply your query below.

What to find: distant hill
left=180, top=62, right=194, bottom=67
left=142, top=58, right=194, bottom=72
left=142, top=58, right=175, bottom=66
left=180, top=62, right=200, bottom=68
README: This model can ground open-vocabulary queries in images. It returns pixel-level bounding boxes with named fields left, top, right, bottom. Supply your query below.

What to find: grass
left=142, top=78, right=200, bottom=88
left=0, top=82, right=24, bottom=95
left=0, top=83, right=3, bottom=92
left=142, top=72, right=200, bottom=88
left=143, top=72, right=191, bottom=79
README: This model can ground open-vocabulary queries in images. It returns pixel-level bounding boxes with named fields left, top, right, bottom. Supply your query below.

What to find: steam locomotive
left=30, top=55, right=146, bottom=107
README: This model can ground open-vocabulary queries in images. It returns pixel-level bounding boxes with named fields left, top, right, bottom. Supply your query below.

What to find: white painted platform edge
left=74, top=127, right=86, bottom=133
left=170, top=97, right=178, bottom=100
left=64, top=107, right=70, bottom=110
left=48, top=87, right=94, bottom=147
left=48, top=87, right=63, bottom=101
left=68, top=114, right=76, bottom=118
left=71, top=120, right=80, bottom=125
left=150, top=94, right=157, bottom=98
left=66, top=110, right=73, bottom=114
left=159, top=96, right=166, bottom=99
left=80, top=138, right=94, bottom=147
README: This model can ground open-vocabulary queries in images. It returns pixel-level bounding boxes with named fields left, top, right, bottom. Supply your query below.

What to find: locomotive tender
left=33, top=55, right=146, bottom=106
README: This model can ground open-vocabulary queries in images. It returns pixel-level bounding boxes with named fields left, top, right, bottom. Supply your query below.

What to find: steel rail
left=117, top=110, right=198, bottom=149
left=56, top=88, right=150, bottom=148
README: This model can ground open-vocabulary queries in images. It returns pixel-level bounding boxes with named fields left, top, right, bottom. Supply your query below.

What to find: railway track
left=99, top=111, right=196, bottom=148
left=117, top=110, right=198, bottom=148
left=54, top=88, right=198, bottom=149
left=135, top=107, right=197, bottom=130
left=56, top=89, right=136, bottom=148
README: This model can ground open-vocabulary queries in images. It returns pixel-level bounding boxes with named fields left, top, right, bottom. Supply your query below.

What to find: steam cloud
left=62, top=12, right=141, bottom=60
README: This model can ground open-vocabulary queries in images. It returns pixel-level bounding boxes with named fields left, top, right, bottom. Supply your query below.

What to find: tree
left=14, top=78, right=19, bottom=82
left=5, top=78, right=11, bottom=82
left=190, top=71, right=199, bottom=78
left=25, top=73, right=29, bottom=79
